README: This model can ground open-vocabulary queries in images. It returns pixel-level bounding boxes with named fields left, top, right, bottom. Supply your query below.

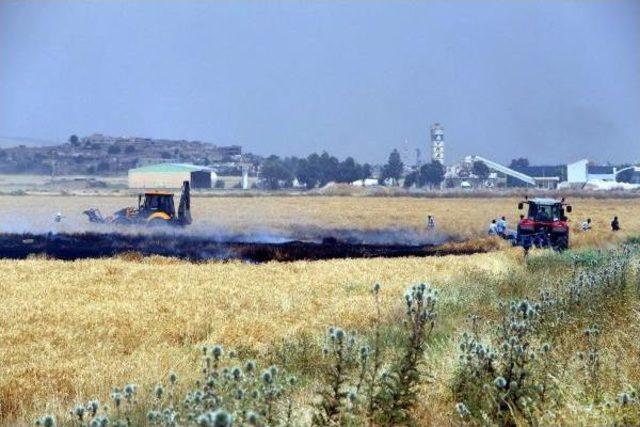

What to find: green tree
left=296, top=154, right=320, bottom=189
left=382, top=149, right=404, bottom=185
left=336, top=157, right=361, bottom=183
left=419, top=160, right=445, bottom=188
left=260, top=155, right=293, bottom=190
left=318, top=152, right=339, bottom=186
left=69, top=134, right=80, bottom=147
left=283, top=157, right=301, bottom=178
left=472, top=161, right=490, bottom=179
left=362, top=163, right=372, bottom=180
left=403, top=171, right=419, bottom=188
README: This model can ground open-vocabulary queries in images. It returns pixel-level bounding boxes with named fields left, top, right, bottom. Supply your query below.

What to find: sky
left=0, top=1, right=638, bottom=165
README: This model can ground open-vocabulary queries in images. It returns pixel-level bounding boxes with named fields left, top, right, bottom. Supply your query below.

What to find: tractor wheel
left=148, top=218, right=170, bottom=228
left=553, top=235, right=569, bottom=252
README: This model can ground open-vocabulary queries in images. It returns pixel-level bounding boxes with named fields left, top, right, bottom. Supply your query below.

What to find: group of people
left=582, top=216, right=620, bottom=232
left=427, top=213, right=622, bottom=235
left=488, top=216, right=508, bottom=236
left=484, top=215, right=622, bottom=236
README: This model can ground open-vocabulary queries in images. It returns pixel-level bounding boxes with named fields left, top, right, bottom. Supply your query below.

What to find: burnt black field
left=0, top=231, right=484, bottom=262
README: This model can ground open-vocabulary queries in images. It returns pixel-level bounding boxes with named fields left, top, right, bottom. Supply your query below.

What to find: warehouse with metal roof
left=128, top=163, right=216, bottom=189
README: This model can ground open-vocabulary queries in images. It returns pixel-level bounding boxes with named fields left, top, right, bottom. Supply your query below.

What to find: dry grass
left=1, top=195, right=639, bottom=244
left=0, top=251, right=510, bottom=424
left=2, top=196, right=640, bottom=424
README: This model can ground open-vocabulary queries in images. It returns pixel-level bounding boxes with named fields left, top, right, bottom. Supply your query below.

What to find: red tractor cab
left=516, top=197, right=572, bottom=251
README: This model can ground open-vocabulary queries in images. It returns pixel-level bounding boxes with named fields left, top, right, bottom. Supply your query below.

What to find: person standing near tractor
left=496, top=216, right=507, bottom=236
left=611, top=216, right=620, bottom=231
left=488, top=219, right=498, bottom=235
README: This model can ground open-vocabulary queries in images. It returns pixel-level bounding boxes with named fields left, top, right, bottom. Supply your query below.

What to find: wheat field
left=1, top=196, right=639, bottom=424
left=1, top=195, right=638, bottom=243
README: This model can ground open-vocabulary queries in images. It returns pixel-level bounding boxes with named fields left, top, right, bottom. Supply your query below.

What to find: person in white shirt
left=488, top=219, right=498, bottom=235
left=581, top=218, right=592, bottom=231
left=496, top=216, right=507, bottom=235
left=426, top=215, right=436, bottom=230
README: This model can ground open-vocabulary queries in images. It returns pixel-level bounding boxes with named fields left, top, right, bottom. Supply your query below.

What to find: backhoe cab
left=516, top=197, right=571, bottom=251
left=84, top=181, right=192, bottom=227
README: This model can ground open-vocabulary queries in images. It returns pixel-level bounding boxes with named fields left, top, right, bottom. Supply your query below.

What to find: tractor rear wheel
left=553, top=235, right=568, bottom=252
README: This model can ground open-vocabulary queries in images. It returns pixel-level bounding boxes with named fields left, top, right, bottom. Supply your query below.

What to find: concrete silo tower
left=430, top=123, right=445, bottom=164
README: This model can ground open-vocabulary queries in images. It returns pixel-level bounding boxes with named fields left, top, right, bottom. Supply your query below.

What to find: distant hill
left=0, top=136, right=60, bottom=148
left=0, top=133, right=253, bottom=176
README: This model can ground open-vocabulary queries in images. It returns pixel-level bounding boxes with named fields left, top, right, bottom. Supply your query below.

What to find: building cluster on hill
left=0, top=133, right=258, bottom=176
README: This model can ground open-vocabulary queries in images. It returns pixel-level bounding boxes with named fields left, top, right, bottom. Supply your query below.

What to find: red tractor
left=516, top=197, right=572, bottom=251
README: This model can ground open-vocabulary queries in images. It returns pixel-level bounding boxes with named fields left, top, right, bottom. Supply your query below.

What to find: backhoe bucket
left=83, top=208, right=106, bottom=224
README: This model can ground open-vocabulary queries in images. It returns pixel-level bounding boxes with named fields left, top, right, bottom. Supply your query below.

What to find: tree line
left=260, top=148, right=450, bottom=190
left=259, top=152, right=374, bottom=190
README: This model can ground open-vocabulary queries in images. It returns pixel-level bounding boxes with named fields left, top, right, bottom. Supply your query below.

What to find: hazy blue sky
left=1, top=1, right=638, bottom=164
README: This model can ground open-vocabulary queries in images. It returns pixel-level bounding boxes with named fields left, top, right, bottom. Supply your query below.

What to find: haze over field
left=1, top=1, right=639, bottom=164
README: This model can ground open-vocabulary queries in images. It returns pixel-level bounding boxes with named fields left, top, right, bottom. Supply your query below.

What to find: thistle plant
left=567, top=246, right=635, bottom=311
left=364, top=283, right=384, bottom=420
left=454, top=298, right=556, bottom=424
left=313, top=327, right=359, bottom=424
left=37, top=342, right=298, bottom=427
left=34, top=415, right=56, bottom=427
left=374, top=283, right=438, bottom=424
left=579, top=324, right=602, bottom=404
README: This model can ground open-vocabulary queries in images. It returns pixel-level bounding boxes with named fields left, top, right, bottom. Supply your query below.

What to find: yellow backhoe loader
left=84, top=181, right=192, bottom=227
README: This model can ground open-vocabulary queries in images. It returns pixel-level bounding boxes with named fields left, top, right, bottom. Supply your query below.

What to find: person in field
left=496, top=216, right=507, bottom=236
left=426, top=215, right=436, bottom=231
left=581, top=218, right=592, bottom=231
left=488, top=219, right=498, bottom=235
left=611, top=216, right=620, bottom=231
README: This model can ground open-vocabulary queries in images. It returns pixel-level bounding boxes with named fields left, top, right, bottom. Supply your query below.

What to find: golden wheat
left=0, top=251, right=517, bottom=424
left=1, top=196, right=639, bottom=424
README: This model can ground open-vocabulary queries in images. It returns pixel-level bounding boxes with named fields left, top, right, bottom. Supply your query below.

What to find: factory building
left=567, top=159, right=617, bottom=183
left=507, top=165, right=566, bottom=189
left=128, top=163, right=216, bottom=189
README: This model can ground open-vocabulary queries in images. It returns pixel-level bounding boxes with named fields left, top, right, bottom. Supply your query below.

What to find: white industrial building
left=567, top=159, right=617, bottom=183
